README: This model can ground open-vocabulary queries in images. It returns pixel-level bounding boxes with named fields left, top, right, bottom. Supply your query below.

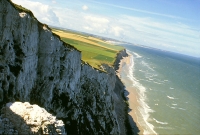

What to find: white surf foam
left=170, top=106, right=176, bottom=109
left=126, top=54, right=157, bottom=135
left=166, top=104, right=177, bottom=110
left=168, top=106, right=185, bottom=111
left=153, top=81, right=163, bottom=84
left=148, top=78, right=154, bottom=81
left=157, top=126, right=174, bottom=129
left=178, top=108, right=186, bottom=111
left=139, top=69, right=145, bottom=73
left=153, top=118, right=168, bottom=125
left=139, top=78, right=152, bottom=83
left=152, top=79, right=168, bottom=84
left=141, top=61, right=155, bottom=71
left=167, top=96, right=177, bottom=99
left=133, top=52, right=142, bottom=58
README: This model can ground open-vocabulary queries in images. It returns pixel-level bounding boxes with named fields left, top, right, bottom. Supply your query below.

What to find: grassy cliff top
left=9, top=0, right=35, bottom=18
left=52, top=28, right=124, bottom=69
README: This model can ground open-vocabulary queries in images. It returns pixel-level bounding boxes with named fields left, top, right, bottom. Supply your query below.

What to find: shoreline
left=116, top=53, right=144, bottom=134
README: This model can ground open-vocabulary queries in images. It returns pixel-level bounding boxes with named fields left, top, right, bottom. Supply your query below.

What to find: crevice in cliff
left=8, top=64, right=21, bottom=76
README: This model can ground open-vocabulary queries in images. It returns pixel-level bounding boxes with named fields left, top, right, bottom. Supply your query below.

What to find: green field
left=52, top=28, right=124, bottom=69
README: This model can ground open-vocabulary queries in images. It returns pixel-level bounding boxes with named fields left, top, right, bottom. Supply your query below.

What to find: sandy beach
left=116, top=54, right=144, bottom=134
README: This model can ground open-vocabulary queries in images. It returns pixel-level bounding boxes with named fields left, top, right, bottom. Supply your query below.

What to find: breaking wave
left=153, top=118, right=168, bottom=125
left=127, top=54, right=157, bottom=135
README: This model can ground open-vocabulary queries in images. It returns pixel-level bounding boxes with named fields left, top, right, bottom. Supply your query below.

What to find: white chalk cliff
left=0, top=0, right=132, bottom=134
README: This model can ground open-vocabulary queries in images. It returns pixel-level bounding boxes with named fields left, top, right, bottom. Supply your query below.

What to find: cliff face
left=114, top=49, right=128, bottom=71
left=0, top=0, right=130, bottom=134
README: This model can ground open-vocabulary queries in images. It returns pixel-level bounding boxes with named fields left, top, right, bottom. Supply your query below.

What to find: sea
left=120, top=44, right=200, bottom=134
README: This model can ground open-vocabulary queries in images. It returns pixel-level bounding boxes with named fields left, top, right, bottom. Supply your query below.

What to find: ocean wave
left=157, top=126, right=174, bottom=129
left=148, top=78, right=154, bottom=81
left=166, top=104, right=185, bottom=111
left=139, top=78, right=152, bottom=83
left=147, top=74, right=158, bottom=78
left=169, top=106, right=186, bottom=111
left=149, top=88, right=153, bottom=91
left=170, top=106, right=176, bottom=109
left=141, top=61, right=155, bottom=71
left=153, top=118, right=168, bottom=125
left=139, top=69, right=145, bottom=73
left=167, top=96, right=178, bottom=99
left=133, top=52, right=142, bottom=58
left=144, top=76, right=155, bottom=82
left=178, top=108, right=186, bottom=110
left=127, top=55, right=157, bottom=135
left=153, top=81, right=163, bottom=84
left=153, top=79, right=169, bottom=84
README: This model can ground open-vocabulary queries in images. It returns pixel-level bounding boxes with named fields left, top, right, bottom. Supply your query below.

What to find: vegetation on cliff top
left=52, top=28, right=124, bottom=69
left=9, top=0, right=35, bottom=18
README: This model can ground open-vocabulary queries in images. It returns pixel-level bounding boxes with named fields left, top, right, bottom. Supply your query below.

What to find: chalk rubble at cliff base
left=0, top=102, right=66, bottom=135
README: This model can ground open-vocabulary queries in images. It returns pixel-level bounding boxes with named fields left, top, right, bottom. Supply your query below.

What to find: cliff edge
left=0, top=0, right=134, bottom=134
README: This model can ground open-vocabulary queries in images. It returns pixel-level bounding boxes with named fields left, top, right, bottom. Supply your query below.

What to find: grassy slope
left=52, top=28, right=124, bottom=69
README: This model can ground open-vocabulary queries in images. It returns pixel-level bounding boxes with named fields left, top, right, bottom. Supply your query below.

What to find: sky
left=12, top=0, right=200, bottom=57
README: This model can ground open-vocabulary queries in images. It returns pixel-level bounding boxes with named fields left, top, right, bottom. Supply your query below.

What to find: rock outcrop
left=0, top=0, right=132, bottom=134
left=0, top=102, right=66, bottom=134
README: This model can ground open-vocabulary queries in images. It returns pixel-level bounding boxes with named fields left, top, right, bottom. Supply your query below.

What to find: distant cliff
left=0, top=0, right=132, bottom=134
left=114, top=49, right=129, bottom=70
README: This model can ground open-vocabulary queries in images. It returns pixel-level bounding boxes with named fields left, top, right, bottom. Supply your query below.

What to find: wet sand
left=116, top=54, right=144, bottom=134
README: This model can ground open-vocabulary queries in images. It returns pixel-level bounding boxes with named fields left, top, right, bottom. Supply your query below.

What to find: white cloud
left=82, top=5, right=88, bottom=11
left=83, top=26, right=93, bottom=31
left=52, top=1, right=56, bottom=4
left=12, top=0, right=60, bottom=26
left=83, top=15, right=110, bottom=33
left=53, top=7, right=124, bottom=38
left=84, top=16, right=109, bottom=24
left=109, top=26, right=123, bottom=37
left=53, top=8, right=86, bottom=30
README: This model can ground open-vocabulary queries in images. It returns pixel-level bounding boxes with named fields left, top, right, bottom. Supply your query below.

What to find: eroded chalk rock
left=0, top=102, right=66, bottom=135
